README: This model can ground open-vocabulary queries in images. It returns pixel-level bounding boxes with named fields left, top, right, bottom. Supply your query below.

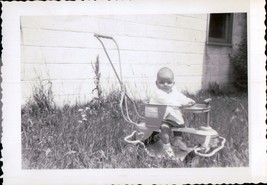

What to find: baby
left=150, top=67, right=195, bottom=158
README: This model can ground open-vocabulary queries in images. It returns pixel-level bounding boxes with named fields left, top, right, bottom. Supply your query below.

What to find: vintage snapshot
left=2, top=1, right=266, bottom=184
left=20, top=13, right=248, bottom=168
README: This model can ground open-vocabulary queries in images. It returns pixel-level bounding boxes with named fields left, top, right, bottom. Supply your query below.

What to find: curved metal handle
left=124, top=131, right=140, bottom=144
left=94, top=33, right=123, bottom=86
left=94, top=33, right=113, bottom=40
left=194, top=136, right=226, bottom=157
left=124, top=131, right=155, bottom=157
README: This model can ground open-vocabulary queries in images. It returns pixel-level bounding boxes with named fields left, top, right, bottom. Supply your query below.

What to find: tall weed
left=23, top=78, right=56, bottom=118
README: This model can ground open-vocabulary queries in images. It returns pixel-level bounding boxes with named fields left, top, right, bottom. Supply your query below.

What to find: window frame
left=206, top=13, right=234, bottom=46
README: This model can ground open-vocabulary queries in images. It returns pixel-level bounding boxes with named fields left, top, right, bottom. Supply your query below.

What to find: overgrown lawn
left=21, top=90, right=248, bottom=169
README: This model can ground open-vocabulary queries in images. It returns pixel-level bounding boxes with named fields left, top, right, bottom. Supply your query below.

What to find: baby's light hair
left=157, top=67, right=174, bottom=81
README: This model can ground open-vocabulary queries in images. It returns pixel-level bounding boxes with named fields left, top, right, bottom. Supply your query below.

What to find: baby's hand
left=186, top=100, right=195, bottom=106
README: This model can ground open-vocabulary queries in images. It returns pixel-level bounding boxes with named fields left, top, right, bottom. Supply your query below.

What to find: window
left=207, top=13, right=233, bottom=45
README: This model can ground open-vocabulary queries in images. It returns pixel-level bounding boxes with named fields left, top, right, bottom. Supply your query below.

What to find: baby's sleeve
left=174, top=89, right=194, bottom=105
left=150, top=89, right=178, bottom=105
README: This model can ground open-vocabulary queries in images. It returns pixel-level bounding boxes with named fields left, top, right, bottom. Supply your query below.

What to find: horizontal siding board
left=21, top=16, right=207, bottom=42
left=179, top=14, right=208, bottom=20
left=99, top=14, right=208, bottom=29
left=115, top=36, right=206, bottom=53
left=22, top=28, right=206, bottom=53
left=122, top=25, right=206, bottom=42
left=175, top=15, right=207, bottom=31
left=49, top=80, right=96, bottom=97
left=22, top=62, right=204, bottom=81
left=135, top=15, right=177, bottom=27
left=101, top=20, right=206, bottom=42
left=22, top=46, right=205, bottom=65
left=99, top=15, right=177, bottom=28
left=21, top=63, right=50, bottom=80
left=21, top=16, right=100, bottom=32
left=126, top=52, right=205, bottom=65
left=21, top=28, right=100, bottom=48
left=99, top=15, right=137, bottom=22
left=22, top=63, right=96, bottom=80
left=21, top=46, right=102, bottom=64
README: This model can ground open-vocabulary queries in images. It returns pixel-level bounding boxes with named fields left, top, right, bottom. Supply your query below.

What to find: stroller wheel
left=183, top=150, right=199, bottom=167
left=143, top=132, right=160, bottom=146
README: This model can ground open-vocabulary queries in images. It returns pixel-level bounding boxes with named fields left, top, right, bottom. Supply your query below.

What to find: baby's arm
left=184, top=97, right=195, bottom=106
left=150, top=89, right=183, bottom=106
left=175, top=90, right=195, bottom=106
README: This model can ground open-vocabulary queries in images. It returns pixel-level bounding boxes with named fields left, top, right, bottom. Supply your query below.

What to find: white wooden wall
left=21, top=14, right=210, bottom=106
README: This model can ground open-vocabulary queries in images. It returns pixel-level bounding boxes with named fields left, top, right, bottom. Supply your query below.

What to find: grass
left=21, top=86, right=248, bottom=169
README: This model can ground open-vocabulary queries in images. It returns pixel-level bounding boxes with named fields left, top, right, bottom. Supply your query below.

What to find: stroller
left=94, top=33, right=226, bottom=162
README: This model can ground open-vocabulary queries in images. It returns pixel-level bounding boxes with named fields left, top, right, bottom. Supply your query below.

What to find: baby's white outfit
left=150, top=86, right=193, bottom=125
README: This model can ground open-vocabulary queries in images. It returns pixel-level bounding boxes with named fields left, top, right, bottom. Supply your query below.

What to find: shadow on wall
left=201, top=13, right=247, bottom=92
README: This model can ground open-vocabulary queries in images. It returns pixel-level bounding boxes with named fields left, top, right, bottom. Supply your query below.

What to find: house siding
left=21, top=14, right=244, bottom=106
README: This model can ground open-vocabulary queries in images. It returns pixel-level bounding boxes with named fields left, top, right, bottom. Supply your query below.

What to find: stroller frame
left=94, top=33, right=226, bottom=160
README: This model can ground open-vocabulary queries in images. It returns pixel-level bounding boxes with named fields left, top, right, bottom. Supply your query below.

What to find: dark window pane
left=208, top=13, right=233, bottom=45
left=209, top=14, right=227, bottom=39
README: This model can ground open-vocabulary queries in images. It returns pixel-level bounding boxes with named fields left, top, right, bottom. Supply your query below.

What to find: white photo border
left=2, top=0, right=266, bottom=184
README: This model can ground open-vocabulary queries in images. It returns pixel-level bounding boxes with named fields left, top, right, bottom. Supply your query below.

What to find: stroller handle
left=94, top=33, right=113, bottom=40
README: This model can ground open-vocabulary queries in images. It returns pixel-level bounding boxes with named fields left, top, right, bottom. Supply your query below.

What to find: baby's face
left=156, top=71, right=174, bottom=93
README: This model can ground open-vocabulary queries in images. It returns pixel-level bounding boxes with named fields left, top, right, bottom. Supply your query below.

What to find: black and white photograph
left=2, top=0, right=266, bottom=184
left=20, top=13, right=248, bottom=169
